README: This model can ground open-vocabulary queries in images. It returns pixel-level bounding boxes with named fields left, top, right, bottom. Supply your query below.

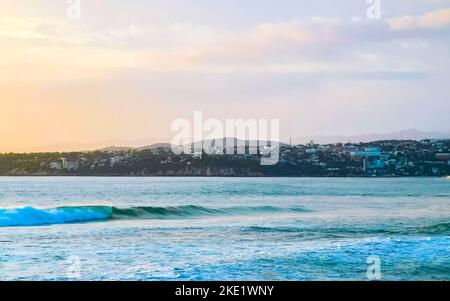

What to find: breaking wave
left=0, top=205, right=308, bottom=227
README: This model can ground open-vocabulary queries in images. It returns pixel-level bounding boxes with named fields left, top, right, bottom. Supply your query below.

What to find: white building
left=350, top=147, right=381, bottom=157
left=49, top=161, right=62, bottom=170
left=61, top=158, right=79, bottom=170
left=110, top=156, right=124, bottom=166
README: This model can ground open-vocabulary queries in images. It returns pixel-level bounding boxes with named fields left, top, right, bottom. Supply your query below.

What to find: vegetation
left=0, top=139, right=449, bottom=177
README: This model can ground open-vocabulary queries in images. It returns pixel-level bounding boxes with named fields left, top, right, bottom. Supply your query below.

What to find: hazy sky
left=1, top=0, right=449, bottom=152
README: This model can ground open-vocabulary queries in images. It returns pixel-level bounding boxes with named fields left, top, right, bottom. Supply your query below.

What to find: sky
left=0, top=0, right=449, bottom=152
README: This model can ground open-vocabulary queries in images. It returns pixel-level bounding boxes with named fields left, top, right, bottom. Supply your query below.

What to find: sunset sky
left=1, top=0, right=449, bottom=152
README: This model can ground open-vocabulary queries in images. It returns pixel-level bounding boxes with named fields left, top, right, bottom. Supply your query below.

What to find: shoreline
left=0, top=175, right=448, bottom=178
left=2, top=140, right=448, bottom=178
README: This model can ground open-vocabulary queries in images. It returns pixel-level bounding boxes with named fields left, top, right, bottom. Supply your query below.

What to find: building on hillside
left=110, top=155, right=125, bottom=166
left=49, top=161, right=62, bottom=170
left=363, top=156, right=384, bottom=173
left=60, top=158, right=79, bottom=170
left=350, top=147, right=384, bottom=174
left=350, top=147, right=381, bottom=157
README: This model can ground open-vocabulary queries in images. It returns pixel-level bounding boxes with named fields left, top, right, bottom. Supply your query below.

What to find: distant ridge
left=99, top=138, right=286, bottom=154
left=97, top=146, right=134, bottom=152
left=22, top=138, right=170, bottom=153
left=6, top=129, right=449, bottom=153
left=98, top=131, right=449, bottom=152
left=99, top=143, right=172, bottom=152
left=292, top=129, right=450, bottom=145
left=136, top=143, right=172, bottom=151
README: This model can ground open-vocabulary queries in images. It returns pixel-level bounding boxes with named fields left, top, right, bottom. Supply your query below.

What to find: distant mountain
left=136, top=143, right=172, bottom=151
left=13, top=130, right=449, bottom=153
left=103, top=139, right=285, bottom=154
left=25, top=138, right=170, bottom=153
left=292, top=129, right=450, bottom=145
left=98, top=142, right=173, bottom=152
left=96, top=146, right=134, bottom=152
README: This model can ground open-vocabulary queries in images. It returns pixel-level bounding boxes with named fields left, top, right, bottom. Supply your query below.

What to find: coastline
left=0, top=174, right=448, bottom=178
left=1, top=139, right=449, bottom=177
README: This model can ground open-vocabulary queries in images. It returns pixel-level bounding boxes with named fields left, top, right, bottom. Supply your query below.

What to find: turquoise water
left=0, top=177, right=449, bottom=280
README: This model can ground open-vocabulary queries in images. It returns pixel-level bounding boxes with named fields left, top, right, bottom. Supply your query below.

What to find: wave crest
left=0, top=206, right=112, bottom=227
left=0, top=205, right=307, bottom=227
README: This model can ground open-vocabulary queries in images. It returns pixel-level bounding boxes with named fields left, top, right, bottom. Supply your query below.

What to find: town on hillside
left=0, top=139, right=449, bottom=177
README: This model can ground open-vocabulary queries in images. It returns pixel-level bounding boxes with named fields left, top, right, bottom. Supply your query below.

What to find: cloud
left=388, top=8, right=450, bottom=31
left=0, top=10, right=448, bottom=81
left=0, top=17, right=98, bottom=45
left=0, top=17, right=344, bottom=79
left=0, top=0, right=449, bottom=149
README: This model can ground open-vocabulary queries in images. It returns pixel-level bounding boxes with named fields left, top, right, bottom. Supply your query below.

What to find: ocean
left=0, top=177, right=449, bottom=281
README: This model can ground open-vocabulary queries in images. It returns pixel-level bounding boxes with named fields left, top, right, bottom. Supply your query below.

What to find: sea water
left=0, top=177, right=448, bottom=280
